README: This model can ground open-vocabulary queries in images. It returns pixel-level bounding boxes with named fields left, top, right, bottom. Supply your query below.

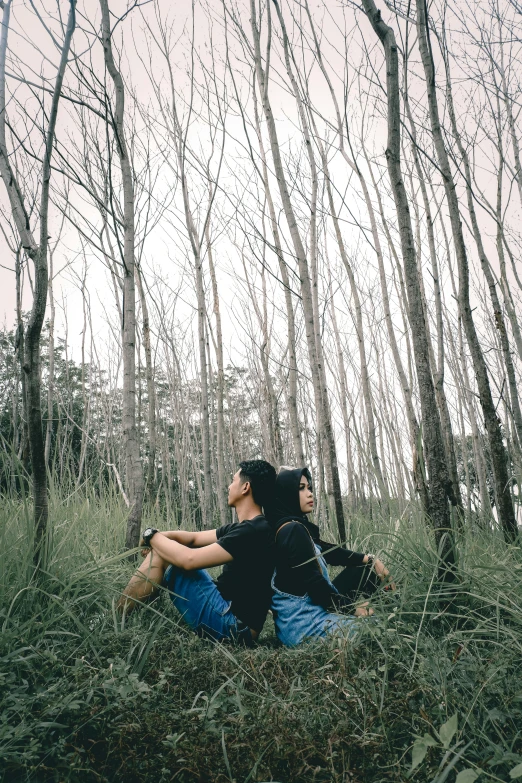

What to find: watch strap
left=142, top=528, right=159, bottom=547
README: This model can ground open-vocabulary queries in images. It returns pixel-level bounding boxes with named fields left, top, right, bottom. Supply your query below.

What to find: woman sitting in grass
left=268, top=466, right=393, bottom=647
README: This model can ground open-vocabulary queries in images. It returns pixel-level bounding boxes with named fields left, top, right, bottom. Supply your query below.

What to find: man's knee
left=117, top=550, right=168, bottom=613
left=140, top=548, right=168, bottom=573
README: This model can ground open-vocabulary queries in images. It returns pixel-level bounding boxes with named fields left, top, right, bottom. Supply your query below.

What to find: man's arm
left=149, top=533, right=232, bottom=570
left=159, top=529, right=218, bottom=548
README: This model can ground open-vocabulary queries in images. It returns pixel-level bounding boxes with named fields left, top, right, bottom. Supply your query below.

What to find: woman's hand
left=354, top=601, right=374, bottom=617
left=371, top=557, right=396, bottom=590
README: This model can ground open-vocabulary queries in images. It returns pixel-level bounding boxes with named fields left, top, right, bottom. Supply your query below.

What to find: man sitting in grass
left=118, top=460, right=277, bottom=645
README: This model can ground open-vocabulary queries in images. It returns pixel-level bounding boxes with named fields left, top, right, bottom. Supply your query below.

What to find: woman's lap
left=271, top=588, right=359, bottom=648
left=271, top=554, right=368, bottom=648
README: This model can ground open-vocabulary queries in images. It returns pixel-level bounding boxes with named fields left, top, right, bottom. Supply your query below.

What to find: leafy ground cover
left=1, top=497, right=521, bottom=782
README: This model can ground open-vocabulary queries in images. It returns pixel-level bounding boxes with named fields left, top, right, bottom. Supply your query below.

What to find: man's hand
left=139, top=534, right=153, bottom=558
left=140, top=528, right=218, bottom=559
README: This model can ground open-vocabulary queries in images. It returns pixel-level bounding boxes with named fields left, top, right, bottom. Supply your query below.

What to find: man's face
left=227, top=469, right=248, bottom=507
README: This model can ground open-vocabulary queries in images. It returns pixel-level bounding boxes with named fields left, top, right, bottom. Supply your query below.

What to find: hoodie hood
left=267, top=466, right=319, bottom=539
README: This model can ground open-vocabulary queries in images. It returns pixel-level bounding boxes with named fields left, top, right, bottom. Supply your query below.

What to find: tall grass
left=1, top=494, right=521, bottom=782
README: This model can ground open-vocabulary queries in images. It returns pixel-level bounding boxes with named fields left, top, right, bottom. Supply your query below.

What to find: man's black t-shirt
left=215, top=515, right=274, bottom=633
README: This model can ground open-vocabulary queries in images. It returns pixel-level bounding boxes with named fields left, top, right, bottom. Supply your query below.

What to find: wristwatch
left=142, top=527, right=159, bottom=547
left=366, top=553, right=375, bottom=568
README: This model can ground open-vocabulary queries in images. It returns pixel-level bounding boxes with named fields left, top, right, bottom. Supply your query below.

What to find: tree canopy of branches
left=1, top=0, right=521, bottom=562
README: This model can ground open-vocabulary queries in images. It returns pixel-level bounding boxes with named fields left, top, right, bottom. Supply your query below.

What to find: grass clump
left=1, top=496, right=521, bottom=782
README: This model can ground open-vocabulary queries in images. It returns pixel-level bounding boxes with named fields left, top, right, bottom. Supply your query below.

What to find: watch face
left=143, top=528, right=153, bottom=538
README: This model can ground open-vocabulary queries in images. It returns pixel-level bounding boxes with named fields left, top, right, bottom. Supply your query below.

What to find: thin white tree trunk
left=251, top=83, right=304, bottom=464
left=206, top=220, right=228, bottom=526
left=362, top=0, right=456, bottom=575
left=0, top=0, right=76, bottom=559
left=252, top=0, right=346, bottom=540
left=100, top=0, right=143, bottom=548
left=416, top=0, right=516, bottom=540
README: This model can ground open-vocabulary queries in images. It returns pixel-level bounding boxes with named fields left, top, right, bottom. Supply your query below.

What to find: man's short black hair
left=238, top=460, right=277, bottom=509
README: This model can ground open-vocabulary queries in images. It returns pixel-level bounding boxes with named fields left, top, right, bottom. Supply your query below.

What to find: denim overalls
left=271, top=540, right=359, bottom=648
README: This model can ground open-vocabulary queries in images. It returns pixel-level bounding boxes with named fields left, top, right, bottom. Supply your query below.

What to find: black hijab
left=267, top=466, right=321, bottom=541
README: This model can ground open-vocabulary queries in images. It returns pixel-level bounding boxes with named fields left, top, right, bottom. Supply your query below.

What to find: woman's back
left=274, top=519, right=337, bottom=605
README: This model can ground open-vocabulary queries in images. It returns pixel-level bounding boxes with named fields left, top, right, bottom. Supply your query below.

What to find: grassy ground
left=1, top=495, right=521, bottom=782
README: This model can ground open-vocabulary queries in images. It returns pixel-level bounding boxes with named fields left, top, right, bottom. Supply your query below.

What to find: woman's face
left=299, top=475, right=314, bottom=514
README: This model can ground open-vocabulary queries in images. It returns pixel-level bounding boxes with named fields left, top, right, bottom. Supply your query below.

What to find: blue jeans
left=163, top=565, right=253, bottom=645
left=271, top=544, right=359, bottom=648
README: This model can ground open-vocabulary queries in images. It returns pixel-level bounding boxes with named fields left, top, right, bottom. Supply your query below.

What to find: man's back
left=215, top=515, right=275, bottom=633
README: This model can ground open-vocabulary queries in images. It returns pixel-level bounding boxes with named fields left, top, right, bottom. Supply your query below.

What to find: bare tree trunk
left=194, top=245, right=213, bottom=526
left=441, top=32, right=522, bottom=452
left=260, top=262, right=284, bottom=465
left=365, top=152, right=429, bottom=510
left=100, top=0, right=143, bottom=548
left=76, top=264, right=89, bottom=486
left=251, top=83, right=304, bottom=465
left=251, top=0, right=346, bottom=541
left=305, top=0, right=429, bottom=513
left=44, top=248, right=56, bottom=467
left=206, top=221, right=228, bottom=526
left=135, top=265, right=157, bottom=500
left=456, top=381, right=472, bottom=517
left=416, top=0, right=516, bottom=541
left=154, top=25, right=216, bottom=527
left=361, top=0, right=456, bottom=575
left=498, top=35, right=522, bottom=211
left=458, top=326, right=491, bottom=519
left=14, top=248, right=29, bottom=474
left=494, top=153, right=522, bottom=453
left=327, top=274, right=356, bottom=505
left=402, top=78, right=463, bottom=519
left=317, top=139, right=389, bottom=511
left=0, top=0, right=76, bottom=561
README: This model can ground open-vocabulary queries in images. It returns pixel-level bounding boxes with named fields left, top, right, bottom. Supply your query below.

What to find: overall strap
left=274, top=520, right=294, bottom=539
left=275, top=519, right=322, bottom=572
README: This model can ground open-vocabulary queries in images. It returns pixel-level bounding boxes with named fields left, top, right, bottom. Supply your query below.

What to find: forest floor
left=1, top=496, right=521, bottom=783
